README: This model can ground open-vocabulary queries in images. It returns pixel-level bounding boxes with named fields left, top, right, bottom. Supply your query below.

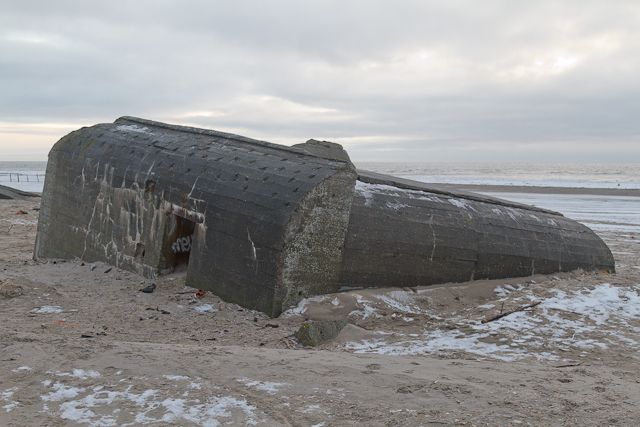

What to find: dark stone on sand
left=295, top=319, right=348, bottom=347
left=0, top=281, right=24, bottom=299
left=140, top=283, right=156, bottom=294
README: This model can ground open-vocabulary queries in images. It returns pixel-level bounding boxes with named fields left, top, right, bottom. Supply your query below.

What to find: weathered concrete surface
left=35, top=117, right=356, bottom=316
left=292, top=139, right=352, bottom=162
left=339, top=171, right=615, bottom=289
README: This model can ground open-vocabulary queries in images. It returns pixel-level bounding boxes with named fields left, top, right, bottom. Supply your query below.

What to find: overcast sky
left=1, top=0, right=639, bottom=163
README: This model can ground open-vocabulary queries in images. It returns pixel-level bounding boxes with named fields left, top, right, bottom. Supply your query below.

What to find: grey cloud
left=0, top=0, right=639, bottom=162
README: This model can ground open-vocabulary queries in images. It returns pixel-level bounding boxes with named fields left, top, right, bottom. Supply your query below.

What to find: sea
left=1, top=161, right=639, bottom=233
left=0, top=161, right=47, bottom=193
left=358, top=162, right=640, bottom=190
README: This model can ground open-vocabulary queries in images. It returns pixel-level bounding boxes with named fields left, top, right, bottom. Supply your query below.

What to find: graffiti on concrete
left=171, top=235, right=193, bottom=254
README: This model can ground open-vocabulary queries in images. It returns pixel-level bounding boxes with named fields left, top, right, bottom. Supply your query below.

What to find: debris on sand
left=0, top=280, right=24, bottom=298
left=140, top=283, right=156, bottom=294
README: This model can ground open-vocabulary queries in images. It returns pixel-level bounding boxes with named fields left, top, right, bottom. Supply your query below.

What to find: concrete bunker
left=35, top=117, right=615, bottom=316
left=35, top=117, right=357, bottom=316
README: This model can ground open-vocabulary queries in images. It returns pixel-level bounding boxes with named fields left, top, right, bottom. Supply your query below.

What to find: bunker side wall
left=35, top=129, right=171, bottom=277
left=340, top=180, right=615, bottom=289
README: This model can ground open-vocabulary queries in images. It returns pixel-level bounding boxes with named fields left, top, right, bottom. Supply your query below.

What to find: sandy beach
left=3, top=0, right=640, bottom=424
left=1, top=186, right=639, bottom=426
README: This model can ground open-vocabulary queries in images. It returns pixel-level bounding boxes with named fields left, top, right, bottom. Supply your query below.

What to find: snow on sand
left=345, top=283, right=640, bottom=361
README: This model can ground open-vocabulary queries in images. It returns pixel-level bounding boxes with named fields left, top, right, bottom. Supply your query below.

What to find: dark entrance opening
left=163, top=215, right=196, bottom=272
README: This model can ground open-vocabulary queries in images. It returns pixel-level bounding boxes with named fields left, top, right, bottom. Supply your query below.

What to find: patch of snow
left=527, top=213, right=543, bottom=223
left=31, top=305, right=64, bottom=314
left=505, top=208, right=521, bottom=222
left=39, top=377, right=259, bottom=426
left=543, top=283, right=640, bottom=325
left=302, top=404, right=321, bottom=413
left=41, top=382, right=86, bottom=401
left=376, top=295, right=415, bottom=313
left=349, top=295, right=380, bottom=319
left=12, top=366, right=32, bottom=373
left=345, top=283, right=640, bottom=361
left=192, top=304, right=216, bottom=314
left=447, top=198, right=475, bottom=211
left=385, top=200, right=409, bottom=211
left=345, top=333, right=523, bottom=362
left=375, top=291, right=422, bottom=314
left=478, top=303, right=496, bottom=310
left=163, top=375, right=190, bottom=381
left=282, top=295, right=327, bottom=317
left=494, top=284, right=521, bottom=298
left=54, top=369, right=101, bottom=380
left=355, top=181, right=376, bottom=206
left=355, top=181, right=444, bottom=206
left=155, top=396, right=257, bottom=426
left=116, top=124, right=151, bottom=134
left=2, top=387, right=19, bottom=412
left=237, top=378, right=287, bottom=395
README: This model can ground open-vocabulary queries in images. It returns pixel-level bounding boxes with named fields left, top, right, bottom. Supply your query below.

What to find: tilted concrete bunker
left=35, top=117, right=357, bottom=315
left=35, top=117, right=615, bottom=316
left=342, top=171, right=614, bottom=288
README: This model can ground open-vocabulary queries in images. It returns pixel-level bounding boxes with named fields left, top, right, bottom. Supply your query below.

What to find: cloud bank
left=1, top=0, right=639, bottom=162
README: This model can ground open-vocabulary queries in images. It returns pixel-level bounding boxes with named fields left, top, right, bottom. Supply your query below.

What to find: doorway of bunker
left=162, top=215, right=196, bottom=273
